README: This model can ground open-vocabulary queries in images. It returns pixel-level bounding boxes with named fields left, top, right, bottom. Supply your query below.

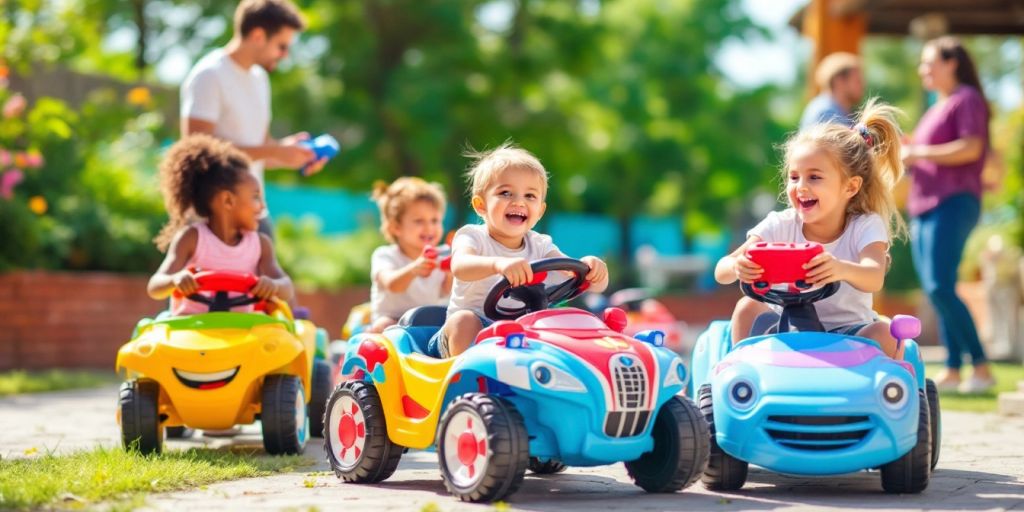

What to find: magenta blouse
left=907, top=85, right=989, bottom=217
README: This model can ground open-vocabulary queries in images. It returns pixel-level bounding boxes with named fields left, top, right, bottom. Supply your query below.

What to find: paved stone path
left=3, top=385, right=1024, bottom=511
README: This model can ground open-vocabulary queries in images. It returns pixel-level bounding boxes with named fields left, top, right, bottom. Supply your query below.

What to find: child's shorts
left=751, top=311, right=872, bottom=337
left=426, top=311, right=493, bottom=358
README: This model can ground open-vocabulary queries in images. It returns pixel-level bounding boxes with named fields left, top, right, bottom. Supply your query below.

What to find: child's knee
left=443, top=311, right=483, bottom=356
left=862, top=321, right=900, bottom=358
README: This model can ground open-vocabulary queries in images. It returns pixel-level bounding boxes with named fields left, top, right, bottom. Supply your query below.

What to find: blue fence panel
left=546, top=213, right=620, bottom=259
left=630, top=215, right=685, bottom=256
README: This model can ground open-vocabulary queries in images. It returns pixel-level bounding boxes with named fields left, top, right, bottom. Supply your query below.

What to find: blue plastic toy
left=325, top=258, right=709, bottom=502
left=689, top=242, right=940, bottom=494
left=299, top=134, right=340, bottom=175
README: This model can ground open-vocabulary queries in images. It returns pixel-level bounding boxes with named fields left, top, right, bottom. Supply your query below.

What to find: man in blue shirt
left=800, top=52, right=864, bottom=129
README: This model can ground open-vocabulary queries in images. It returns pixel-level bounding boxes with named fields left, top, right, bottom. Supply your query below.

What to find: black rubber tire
left=120, top=380, right=163, bottom=455
left=698, top=384, right=749, bottom=491
left=261, top=374, right=307, bottom=455
left=528, top=457, right=568, bottom=474
left=165, top=426, right=194, bottom=439
left=625, top=395, right=710, bottom=492
left=926, top=379, right=941, bottom=471
left=309, top=359, right=333, bottom=438
left=881, top=388, right=931, bottom=494
left=437, top=394, right=529, bottom=503
left=324, top=381, right=403, bottom=483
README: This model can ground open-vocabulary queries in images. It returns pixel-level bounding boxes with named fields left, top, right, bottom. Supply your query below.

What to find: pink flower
left=24, top=150, right=43, bottom=168
left=1, top=169, right=23, bottom=199
left=2, top=94, right=26, bottom=118
left=0, top=150, right=10, bottom=167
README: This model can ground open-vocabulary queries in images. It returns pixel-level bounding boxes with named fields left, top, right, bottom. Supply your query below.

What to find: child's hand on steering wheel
left=803, top=251, right=846, bottom=285
left=251, top=275, right=279, bottom=300
left=734, top=253, right=764, bottom=283
left=580, top=255, right=608, bottom=284
left=495, top=257, right=532, bottom=287
left=173, top=269, right=199, bottom=296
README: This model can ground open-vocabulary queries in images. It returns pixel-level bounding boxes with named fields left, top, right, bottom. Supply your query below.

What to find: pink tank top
left=171, top=222, right=263, bottom=315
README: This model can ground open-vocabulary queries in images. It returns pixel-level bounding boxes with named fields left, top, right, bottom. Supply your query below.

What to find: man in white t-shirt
left=180, top=0, right=326, bottom=237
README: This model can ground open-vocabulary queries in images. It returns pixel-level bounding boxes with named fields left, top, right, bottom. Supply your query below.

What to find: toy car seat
left=395, top=306, right=447, bottom=355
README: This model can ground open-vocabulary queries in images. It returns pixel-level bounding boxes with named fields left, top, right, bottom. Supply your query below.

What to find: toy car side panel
left=689, top=320, right=732, bottom=399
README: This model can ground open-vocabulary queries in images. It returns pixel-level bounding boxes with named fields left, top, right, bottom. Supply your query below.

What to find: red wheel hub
left=338, top=414, right=356, bottom=448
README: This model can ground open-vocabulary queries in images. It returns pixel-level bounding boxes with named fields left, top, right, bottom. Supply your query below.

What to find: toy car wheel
left=437, top=393, right=529, bottom=503
left=119, top=379, right=163, bottom=455
left=881, top=388, right=931, bottom=493
left=261, top=375, right=308, bottom=455
left=309, top=359, right=333, bottom=438
left=528, top=457, right=568, bottom=475
left=926, top=378, right=941, bottom=470
left=324, top=381, right=402, bottom=483
left=625, top=395, right=710, bottom=492
left=166, top=426, right=194, bottom=439
left=698, top=384, right=748, bottom=491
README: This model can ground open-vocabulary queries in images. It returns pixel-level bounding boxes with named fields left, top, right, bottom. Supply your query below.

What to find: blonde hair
left=464, top=142, right=548, bottom=198
left=783, top=98, right=908, bottom=240
left=371, top=177, right=446, bottom=243
left=815, top=52, right=861, bottom=92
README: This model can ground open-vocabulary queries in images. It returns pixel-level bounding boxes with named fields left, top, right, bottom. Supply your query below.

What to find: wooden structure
left=793, top=0, right=1024, bottom=94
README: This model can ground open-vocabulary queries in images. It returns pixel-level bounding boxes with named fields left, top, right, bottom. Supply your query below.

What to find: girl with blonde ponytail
left=714, top=99, right=908, bottom=358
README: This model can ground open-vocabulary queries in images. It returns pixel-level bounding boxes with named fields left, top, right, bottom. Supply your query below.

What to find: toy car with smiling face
left=115, top=271, right=334, bottom=455
left=690, top=242, right=940, bottom=494
left=324, top=258, right=709, bottom=502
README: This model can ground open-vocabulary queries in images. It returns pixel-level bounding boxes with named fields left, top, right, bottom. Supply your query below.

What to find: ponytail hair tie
left=855, top=124, right=874, bottom=148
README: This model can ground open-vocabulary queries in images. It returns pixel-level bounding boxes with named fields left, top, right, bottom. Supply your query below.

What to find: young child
left=714, top=100, right=907, bottom=358
left=368, top=177, right=452, bottom=333
left=147, top=134, right=294, bottom=313
left=429, top=143, right=610, bottom=358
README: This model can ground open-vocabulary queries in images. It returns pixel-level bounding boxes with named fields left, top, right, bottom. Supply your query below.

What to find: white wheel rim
left=296, top=387, right=308, bottom=449
left=443, top=410, right=489, bottom=488
left=328, top=395, right=366, bottom=471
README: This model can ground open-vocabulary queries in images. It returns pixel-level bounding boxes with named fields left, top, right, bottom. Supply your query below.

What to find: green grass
left=0, top=446, right=309, bottom=510
left=0, top=370, right=119, bottom=396
left=925, top=362, right=1024, bottom=413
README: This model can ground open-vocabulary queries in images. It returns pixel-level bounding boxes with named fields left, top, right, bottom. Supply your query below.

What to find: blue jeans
left=910, top=193, right=986, bottom=369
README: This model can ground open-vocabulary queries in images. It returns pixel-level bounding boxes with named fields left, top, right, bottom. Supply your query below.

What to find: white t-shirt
left=746, top=209, right=889, bottom=330
left=447, top=224, right=561, bottom=318
left=370, top=245, right=449, bottom=320
left=181, top=48, right=271, bottom=216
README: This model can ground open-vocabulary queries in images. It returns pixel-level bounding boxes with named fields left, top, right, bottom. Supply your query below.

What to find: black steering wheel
left=741, top=281, right=840, bottom=307
left=483, top=258, right=590, bottom=320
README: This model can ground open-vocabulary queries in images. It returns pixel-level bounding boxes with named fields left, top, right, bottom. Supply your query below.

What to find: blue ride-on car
left=689, top=242, right=940, bottom=494
left=325, top=258, right=709, bottom=502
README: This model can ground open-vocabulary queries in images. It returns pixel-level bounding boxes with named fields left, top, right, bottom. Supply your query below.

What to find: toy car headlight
left=634, top=330, right=665, bottom=347
left=530, top=362, right=585, bottom=393
left=663, top=359, right=688, bottom=388
left=879, top=378, right=908, bottom=411
left=727, top=379, right=757, bottom=411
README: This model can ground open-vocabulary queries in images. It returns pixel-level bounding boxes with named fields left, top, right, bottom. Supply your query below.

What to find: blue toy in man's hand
left=299, top=134, right=340, bottom=176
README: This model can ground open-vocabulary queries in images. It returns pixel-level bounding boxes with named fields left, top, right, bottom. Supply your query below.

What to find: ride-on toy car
left=690, top=242, right=940, bottom=494
left=116, top=271, right=334, bottom=455
left=585, top=288, right=687, bottom=352
left=325, top=258, right=709, bottom=502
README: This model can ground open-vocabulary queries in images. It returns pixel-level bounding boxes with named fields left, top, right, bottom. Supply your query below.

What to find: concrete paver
left=2, top=386, right=1023, bottom=511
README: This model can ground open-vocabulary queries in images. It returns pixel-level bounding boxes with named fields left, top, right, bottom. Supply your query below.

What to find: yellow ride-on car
left=116, top=271, right=333, bottom=455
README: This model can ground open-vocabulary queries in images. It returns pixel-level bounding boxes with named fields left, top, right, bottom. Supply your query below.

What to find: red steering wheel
left=173, top=270, right=265, bottom=312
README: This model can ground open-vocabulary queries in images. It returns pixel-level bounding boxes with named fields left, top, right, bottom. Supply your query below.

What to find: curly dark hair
left=234, top=0, right=305, bottom=38
left=154, top=134, right=251, bottom=251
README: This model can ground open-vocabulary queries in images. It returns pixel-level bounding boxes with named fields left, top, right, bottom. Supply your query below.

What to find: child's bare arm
left=147, top=227, right=199, bottom=299
left=451, top=246, right=532, bottom=287
left=804, top=241, right=888, bottom=292
left=377, top=256, right=437, bottom=293
left=714, top=235, right=764, bottom=285
left=255, top=234, right=295, bottom=301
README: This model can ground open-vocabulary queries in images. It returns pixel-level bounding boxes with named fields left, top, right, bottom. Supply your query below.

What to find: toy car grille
left=764, top=415, right=873, bottom=451
left=603, top=355, right=651, bottom=437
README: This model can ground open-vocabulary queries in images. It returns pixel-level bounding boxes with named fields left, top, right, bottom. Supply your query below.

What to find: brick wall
left=0, top=271, right=367, bottom=370
left=1, top=271, right=987, bottom=370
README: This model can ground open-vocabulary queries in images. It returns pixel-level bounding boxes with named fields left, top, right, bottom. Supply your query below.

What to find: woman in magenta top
left=902, top=36, right=993, bottom=393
